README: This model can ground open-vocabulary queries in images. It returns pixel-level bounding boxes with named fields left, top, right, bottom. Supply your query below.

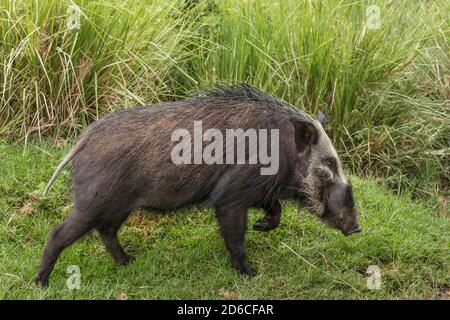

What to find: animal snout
left=343, top=226, right=361, bottom=236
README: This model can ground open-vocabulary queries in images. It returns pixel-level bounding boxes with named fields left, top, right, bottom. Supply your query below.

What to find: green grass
left=0, top=140, right=448, bottom=299
left=0, top=0, right=198, bottom=138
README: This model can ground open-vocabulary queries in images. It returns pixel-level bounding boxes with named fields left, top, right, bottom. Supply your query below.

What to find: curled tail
left=43, top=136, right=88, bottom=196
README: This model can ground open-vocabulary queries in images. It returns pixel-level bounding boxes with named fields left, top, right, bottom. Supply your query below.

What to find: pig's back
left=70, top=98, right=290, bottom=211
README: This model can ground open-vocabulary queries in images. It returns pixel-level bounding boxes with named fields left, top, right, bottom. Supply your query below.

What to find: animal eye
left=324, top=158, right=336, bottom=169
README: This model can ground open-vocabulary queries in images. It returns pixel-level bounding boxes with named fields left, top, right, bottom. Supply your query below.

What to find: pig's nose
left=344, top=226, right=361, bottom=236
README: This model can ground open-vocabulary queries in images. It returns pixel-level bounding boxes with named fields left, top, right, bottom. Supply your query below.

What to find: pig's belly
left=134, top=179, right=213, bottom=210
left=133, top=164, right=223, bottom=209
left=134, top=190, right=207, bottom=210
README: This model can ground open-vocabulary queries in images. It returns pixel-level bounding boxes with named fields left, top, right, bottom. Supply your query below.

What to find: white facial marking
left=312, top=120, right=347, bottom=184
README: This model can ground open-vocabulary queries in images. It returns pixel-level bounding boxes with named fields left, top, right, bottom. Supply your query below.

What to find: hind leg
left=253, top=200, right=282, bottom=232
left=35, top=211, right=95, bottom=286
left=97, top=212, right=133, bottom=265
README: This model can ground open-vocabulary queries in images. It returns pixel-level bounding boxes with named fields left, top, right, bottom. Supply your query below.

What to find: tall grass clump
left=184, top=0, right=449, bottom=195
left=0, top=0, right=448, bottom=196
left=0, top=0, right=197, bottom=139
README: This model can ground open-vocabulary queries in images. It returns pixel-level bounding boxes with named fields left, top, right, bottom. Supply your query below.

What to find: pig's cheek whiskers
left=295, top=172, right=306, bottom=179
left=301, top=194, right=325, bottom=217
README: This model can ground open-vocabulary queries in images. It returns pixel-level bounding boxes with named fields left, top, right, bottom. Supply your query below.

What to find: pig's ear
left=291, top=119, right=319, bottom=153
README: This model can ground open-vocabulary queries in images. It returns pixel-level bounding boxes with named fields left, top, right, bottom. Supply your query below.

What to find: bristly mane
left=199, top=83, right=312, bottom=121
left=201, top=83, right=286, bottom=106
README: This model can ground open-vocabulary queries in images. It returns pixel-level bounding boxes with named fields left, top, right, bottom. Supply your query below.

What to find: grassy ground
left=0, top=140, right=448, bottom=299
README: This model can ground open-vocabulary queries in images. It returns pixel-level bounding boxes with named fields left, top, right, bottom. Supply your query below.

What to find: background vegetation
left=0, top=0, right=448, bottom=197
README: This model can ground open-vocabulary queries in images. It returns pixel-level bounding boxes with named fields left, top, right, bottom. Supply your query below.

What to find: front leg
left=253, top=200, right=282, bottom=232
left=215, top=205, right=256, bottom=276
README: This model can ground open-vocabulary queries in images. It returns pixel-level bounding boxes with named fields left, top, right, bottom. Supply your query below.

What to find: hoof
left=253, top=218, right=278, bottom=232
left=35, top=275, right=49, bottom=287
left=118, top=254, right=135, bottom=266
left=240, top=263, right=257, bottom=277
left=231, top=258, right=257, bottom=277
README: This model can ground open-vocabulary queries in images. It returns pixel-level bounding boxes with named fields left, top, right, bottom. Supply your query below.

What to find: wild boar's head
left=290, top=115, right=361, bottom=236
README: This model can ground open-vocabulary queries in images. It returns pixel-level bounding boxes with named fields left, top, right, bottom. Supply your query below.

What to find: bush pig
left=36, top=84, right=360, bottom=286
